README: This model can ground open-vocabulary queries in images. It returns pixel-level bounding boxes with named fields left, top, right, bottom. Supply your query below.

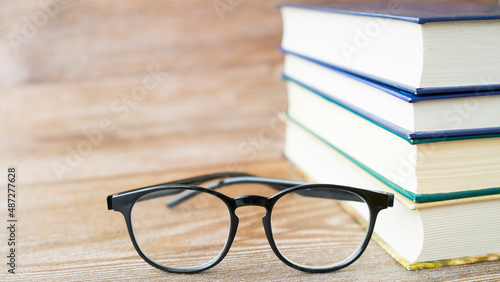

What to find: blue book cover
left=279, top=2, right=500, bottom=24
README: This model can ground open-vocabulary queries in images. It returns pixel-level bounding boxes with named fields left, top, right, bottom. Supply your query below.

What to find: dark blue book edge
left=282, top=48, right=500, bottom=97
left=279, top=2, right=500, bottom=24
left=283, top=75, right=500, bottom=143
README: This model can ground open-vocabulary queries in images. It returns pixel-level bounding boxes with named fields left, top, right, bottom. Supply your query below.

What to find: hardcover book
left=285, top=81, right=500, bottom=202
left=283, top=52, right=500, bottom=137
left=284, top=119, right=500, bottom=268
left=280, top=2, right=500, bottom=94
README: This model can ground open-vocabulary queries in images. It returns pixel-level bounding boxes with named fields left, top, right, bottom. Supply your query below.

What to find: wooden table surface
left=1, top=0, right=499, bottom=280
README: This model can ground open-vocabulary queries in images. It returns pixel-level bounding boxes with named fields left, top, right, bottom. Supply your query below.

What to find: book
left=283, top=52, right=500, bottom=136
left=284, top=119, right=500, bottom=268
left=285, top=80, right=500, bottom=201
left=280, top=2, right=500, bottom=94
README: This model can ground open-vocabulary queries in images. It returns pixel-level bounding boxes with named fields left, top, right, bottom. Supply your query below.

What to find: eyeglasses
left=107, top=172, right=393, bottom=273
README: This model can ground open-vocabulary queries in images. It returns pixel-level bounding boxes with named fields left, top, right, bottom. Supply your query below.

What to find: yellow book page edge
left=289, top=162, right=500, bottom=269
left=340, top=201, right=500, bottom=270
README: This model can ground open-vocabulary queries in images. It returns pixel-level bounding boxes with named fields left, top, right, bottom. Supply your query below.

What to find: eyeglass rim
left=107, top=174, right=393, bottom=273
left=264, top=185, right=375, bottom=272
left=135, top=187, right=238, bottom=273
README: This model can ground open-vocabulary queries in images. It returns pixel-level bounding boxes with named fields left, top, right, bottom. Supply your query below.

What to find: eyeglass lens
left=131, top=189, right=231, bottom=270
left=270, top=187, right=370, bottom=269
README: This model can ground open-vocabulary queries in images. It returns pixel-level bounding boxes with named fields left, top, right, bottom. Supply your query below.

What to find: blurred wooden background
left=1, top=0, right=294, bottom=185
left=2, top=0, right=497, bottom=185
left=1, top=0, right=499, bottom=280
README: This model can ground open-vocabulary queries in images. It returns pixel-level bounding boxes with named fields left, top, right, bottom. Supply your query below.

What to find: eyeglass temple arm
left=153, top=172, right=255, bottom=187
left=166, top=176, right=365, bottom=208
left=130, top=172, right=255, bottom=203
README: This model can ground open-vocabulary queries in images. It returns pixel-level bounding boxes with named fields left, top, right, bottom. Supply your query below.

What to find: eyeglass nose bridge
left=234, top=195, right=269, bottom=209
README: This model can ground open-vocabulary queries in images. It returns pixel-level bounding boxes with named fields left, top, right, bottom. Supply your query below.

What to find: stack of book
left=279, top=2, right=500, bottom=270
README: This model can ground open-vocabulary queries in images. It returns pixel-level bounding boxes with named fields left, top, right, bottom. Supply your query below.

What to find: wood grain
left=1, top=0, right=499, bottom=280
left=4, top=160, right=500, bottom=281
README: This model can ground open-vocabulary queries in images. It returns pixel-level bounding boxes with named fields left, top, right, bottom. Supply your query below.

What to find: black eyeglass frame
left=107, top=172, right=393, bottom=274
